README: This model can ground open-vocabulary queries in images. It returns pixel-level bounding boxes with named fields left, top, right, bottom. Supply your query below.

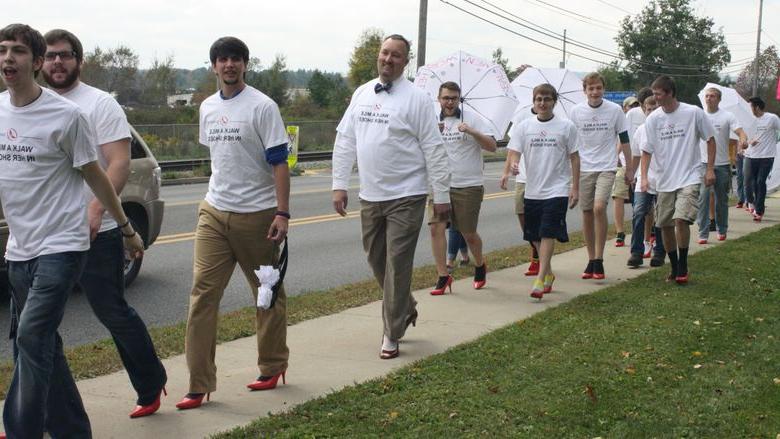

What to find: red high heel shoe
left=430, top=275, right=453, bottom=295
left=129, top=387, right=167, bottom=418
left=175, top=392, right=210, bottom=410
left=247, top=371, right=286, bottom=391
left=473, top=263, right=487, bottom=289
left=524, top=259, right=539, bottom=276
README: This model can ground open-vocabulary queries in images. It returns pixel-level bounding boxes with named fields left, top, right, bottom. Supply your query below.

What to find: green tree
left=735, top=45, right=780, bottom=114
left=308, top=70, right=333, bottom=107
left=492, top=47, right=518, bottom=81
left=615, top=0, right=730, bottom=103
left=141, top=54, right=176, bottom=106
left=348, top=28, right=383, bottom=88
left=248, top=54, right=289, bottom=107
left=81, top=45, right=140, bottom=105
left=597, top=61, right=637, bottom=91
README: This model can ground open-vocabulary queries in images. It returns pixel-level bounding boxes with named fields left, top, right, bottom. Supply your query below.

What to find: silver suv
left=0, top=126, right=164, bottom=288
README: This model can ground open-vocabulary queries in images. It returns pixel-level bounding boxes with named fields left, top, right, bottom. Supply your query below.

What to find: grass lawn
left=0, top=222, right=595, bottom=400
left=216, top=225, right=780, bottom=438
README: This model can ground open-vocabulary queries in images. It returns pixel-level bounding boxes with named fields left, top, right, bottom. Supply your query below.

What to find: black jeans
left=6, top=251, right=91, bottom=439
left=79, top=228, right=166, bottom=405
left=744, top=157, right=775, bottom=215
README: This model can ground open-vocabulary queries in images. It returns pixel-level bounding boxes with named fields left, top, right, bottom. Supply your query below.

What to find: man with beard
left=332, top=34, right=449, bottom=359
left=41, top=29, right=167, bottom=419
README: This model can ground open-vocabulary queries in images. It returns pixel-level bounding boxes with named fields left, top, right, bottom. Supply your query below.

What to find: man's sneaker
left=735, top=202, right=744, bottom=208
left=627, top=253, right=643, bottom=268
left=650, top=253, right=665, bottom=267
left=697, top=238, right=707, bottom=245
left=525, top=259, right=540, bottom=276
left=643, top=241, right=652, bottom=258
left=615, top=232, right=625, bottom=247
left=592, top=259, right=605, bottom=280
left=708, top=219, right=716, bottom=231
left=582, top=260, right=594, bottom=279
left=717, top=233, right=726, bottom=241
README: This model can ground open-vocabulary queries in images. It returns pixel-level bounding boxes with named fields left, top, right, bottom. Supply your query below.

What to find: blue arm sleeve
left=265, top=143, right=289, bottom=166
left=618, top=131, right=630, bottom=144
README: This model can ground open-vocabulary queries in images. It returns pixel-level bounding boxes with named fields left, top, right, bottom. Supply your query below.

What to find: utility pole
left=752, top=0, right=763, bottom=96
left=559, top=29, right=567, bottom=69
left=417, top=0, right=428, bottom=70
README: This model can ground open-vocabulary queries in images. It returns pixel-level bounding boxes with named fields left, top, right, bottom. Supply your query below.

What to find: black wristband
left=275, top=211, right=291, bottom=219
left=122, top=231, right=137, bottom=238
left=118, top=219, right=130, bottom=229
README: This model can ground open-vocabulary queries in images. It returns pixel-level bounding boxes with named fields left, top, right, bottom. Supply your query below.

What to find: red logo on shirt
left=6, top=128, right=17, bottom=140
left=374, top=104, right=382, bottom=111
left=218, top=116, right=229, bottom=126
left=540, top=130, right=547, bottom=137
left=664, top=123, right=676, bottom=130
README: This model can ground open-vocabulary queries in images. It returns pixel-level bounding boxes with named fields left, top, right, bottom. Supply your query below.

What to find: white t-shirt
left=745, top=112, right=780, bottom=159
left=642, top=102, right=715, bottom=192
left=623, top=106, right=646, bottom=166
left=199, top=86, right=288, bottom=213
left=569, top=99, right=628, bottom=172
left=509, top=107, right=537, bottom=184
left=62, top=82, right=132, bottom=232
left=631, top=123, right=659, bottom=194
left=0, top=88, right=98, bottom=261
left=440, top=111, right=493, bottom=188
left=507, top=115, right=579, bottom=199
left=700, top=109, right=740, bottom=166
left=332, top=77, right=450, bottom=203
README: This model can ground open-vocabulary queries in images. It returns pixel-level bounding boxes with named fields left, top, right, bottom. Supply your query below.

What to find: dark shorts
left=523, top=197, right=569, bottom=243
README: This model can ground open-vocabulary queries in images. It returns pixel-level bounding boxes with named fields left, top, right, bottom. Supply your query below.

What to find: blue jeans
left=744, top=157, right=775, bottom=215
left=5, top=251, right=91, bottom=439
left=735, top=154, right=746, bottom=204
left=697, top=164, right=731, bottom=238
left=79, top=228, right=166, bottom=405
left=630, top=192, right=665, bottom=256
left=447, top=227, right=467, bottom=261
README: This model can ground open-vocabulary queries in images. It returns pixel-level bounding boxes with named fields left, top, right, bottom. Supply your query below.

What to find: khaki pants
left=185, top=201, right=289, bottom=393
left=360, top=195, right=426, bottom=341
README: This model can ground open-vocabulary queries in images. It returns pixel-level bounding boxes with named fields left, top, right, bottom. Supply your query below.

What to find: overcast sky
left=6, top=0, right=779, bottom=75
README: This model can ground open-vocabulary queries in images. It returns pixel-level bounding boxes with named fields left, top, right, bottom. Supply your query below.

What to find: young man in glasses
left=39, top=28, right=168, bottom=419
left=428, top=81, right=496, bottom=295
left=0, top=23, right=144, bottom=438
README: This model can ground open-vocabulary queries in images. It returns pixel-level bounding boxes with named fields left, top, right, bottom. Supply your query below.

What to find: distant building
left=167, top=93, right=195, bottom=107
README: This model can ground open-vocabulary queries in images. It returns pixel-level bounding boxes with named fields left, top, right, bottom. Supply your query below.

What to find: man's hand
left=87, top=201, right=105, bottom=241
left=433, top=202, right=450, bottom=220
left=123, top=232, right=144, bottom=259
left=640, top=180, right=649, bottom=193
left=624, top=166, right=634, bottom=185
left=332, top=190, right=348, bottom=216
left=267, top=215, right=288, bottom=242
left=499, top=174, right=510, bottom=190
left=457, top=122, right=472, bottom=134
left=750, top=138, right=759, bottom=146
left=569, top=187, right=579, bottom=209
left=704, top=168, right=716, bottom=187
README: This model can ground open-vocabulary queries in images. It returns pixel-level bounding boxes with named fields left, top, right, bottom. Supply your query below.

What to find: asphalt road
left=0, top=161, right=624, bottom=359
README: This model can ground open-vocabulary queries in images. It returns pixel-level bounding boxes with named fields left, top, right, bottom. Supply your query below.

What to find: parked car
left=0, top=126, right=164, bottom=291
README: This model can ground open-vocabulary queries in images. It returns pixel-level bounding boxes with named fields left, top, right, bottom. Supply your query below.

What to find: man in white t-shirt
left=506, top=83, right=580, bottom=300
left=428, top=81, right=496, bottom=295
left=332, top=34, right=449, bottom=360
left=744, top=96, right=780, bottom=222
left=641, top=75, right=716, bottom=284
left=177, top=37, right=291, bottom=410
left=500, top=107, right=538, bottom=276
left=0, top=24, right=144, bottom=439
left=42, top=28, right=167, bottom=419
left=626, top=95, right=667, bottom=268
left=610, top=95, right=642, bottom=248
left=569, top=73, right=632, bottom=280
left=696, top=88, right=748, bottom=242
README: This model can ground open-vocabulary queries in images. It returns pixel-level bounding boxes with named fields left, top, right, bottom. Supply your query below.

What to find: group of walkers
left=0, top=24, right=778, bottom=439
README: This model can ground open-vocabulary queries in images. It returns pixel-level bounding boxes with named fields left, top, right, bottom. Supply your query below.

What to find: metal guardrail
left=159, top=142, right=508, bottom=173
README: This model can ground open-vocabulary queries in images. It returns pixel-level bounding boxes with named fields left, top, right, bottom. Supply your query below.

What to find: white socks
left=382, top=335, right=398, bottom=351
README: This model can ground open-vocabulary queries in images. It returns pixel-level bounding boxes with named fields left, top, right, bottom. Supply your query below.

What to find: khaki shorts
left=426, top=196, right=449, bottom=225
left=426, top=186, right=484, bottom=232
left=611, top=167, right=630, bottom=200
left=655, top=184, right=700, bottom=227
left=579, top=171, right=616, bottom=211
left=514, top=182, right=526, bottom=215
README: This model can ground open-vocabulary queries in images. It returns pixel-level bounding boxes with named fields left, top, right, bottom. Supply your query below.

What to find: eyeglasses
left=44, top=50, right=77, bottom=61
left=439, top=96, right=459, bottom=102
left=533, top=96, right=555, bottom=103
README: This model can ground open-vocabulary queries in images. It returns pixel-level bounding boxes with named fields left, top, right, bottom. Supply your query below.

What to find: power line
left=594, top=0, right=633, bottom=15
left=527, top=0, right=620, bottom=29
left=518, top=0, right=619, bottom=32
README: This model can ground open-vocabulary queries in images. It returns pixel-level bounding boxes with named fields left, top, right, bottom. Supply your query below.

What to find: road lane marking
left=155, top=191, right=514, bottom=245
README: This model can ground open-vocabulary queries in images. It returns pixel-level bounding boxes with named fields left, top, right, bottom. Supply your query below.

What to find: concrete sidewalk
left=3, top=197, right=777, bottom=438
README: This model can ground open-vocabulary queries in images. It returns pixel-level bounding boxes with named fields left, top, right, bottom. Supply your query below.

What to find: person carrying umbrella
left=428, top=81, right=496, bottom=295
